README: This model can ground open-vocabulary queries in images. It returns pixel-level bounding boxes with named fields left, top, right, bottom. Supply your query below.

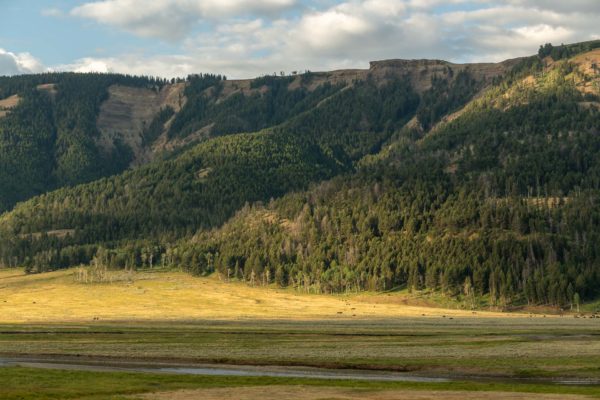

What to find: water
left=158, top=366, right=448, bottom=382
left=0, top=357, right=445, bottom=382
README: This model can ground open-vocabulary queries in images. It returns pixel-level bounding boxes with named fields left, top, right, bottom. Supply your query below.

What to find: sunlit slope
left=0, top=131, right=339, bottom=268
left=0, top=268, right=530, bottom=322
left=185, top=46, right=600, bottom=306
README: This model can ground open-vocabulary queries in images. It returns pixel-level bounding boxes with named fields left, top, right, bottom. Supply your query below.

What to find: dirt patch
left=579, top=101, right=600, bottom=110
left=0, top=94, right=20, bottom=118
left=18, top=229, right=75, bottom=240
left=137, top=386, right=591, bottom=400
left=36, top=83, right=57, bottom=99
left=569, top=49, right=600, bottom=97
left=196, top=167, right=212, bottom=181
left=571, top=49, right=600, bottom=73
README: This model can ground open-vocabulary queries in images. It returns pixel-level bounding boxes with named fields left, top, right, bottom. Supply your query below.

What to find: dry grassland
left=0, top=94, right=20, bottom=118
left=0, top=268, right=532, bottom=323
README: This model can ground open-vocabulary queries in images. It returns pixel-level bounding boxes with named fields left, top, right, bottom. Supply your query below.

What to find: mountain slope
left=0, top=73, right=171, bottom=212
left=177, top=44, right=600, bottom=307
left=0, top=57, right=513, bottom=213
left=3, top=42, right=599, bottom=309
left=0, top=74, right=426, bottom=270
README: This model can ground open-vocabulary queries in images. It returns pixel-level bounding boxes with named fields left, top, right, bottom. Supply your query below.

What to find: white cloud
left=54, top=54, right=198, bottom=77
left=71, top=0, right=298, bottom=41
left=41, top=8, right=65, bottom=17
left=0, top=49, right=46, bottom=76
left=512, top=24, right=572, bottom=45
left=506, top=0, right=600, bottom=14
left=11, top=0, right=600, bottom=79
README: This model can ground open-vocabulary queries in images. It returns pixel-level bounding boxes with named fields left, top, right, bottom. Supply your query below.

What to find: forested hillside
left=187, top=43, right=600, bottom=308
left=0, top=74, right=424, bottom=269
left=0, top=73, right=162, bottom=211
left=0, top=71, right=348, bottom=212
left=0, top=63, right=449, bottom=214
left=2, top=41, right=599, bottom=309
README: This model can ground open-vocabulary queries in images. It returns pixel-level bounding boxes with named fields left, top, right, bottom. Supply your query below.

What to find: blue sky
left=1, top=0, right=179, bottom=64
left=1, top=0, right=599, bottom=79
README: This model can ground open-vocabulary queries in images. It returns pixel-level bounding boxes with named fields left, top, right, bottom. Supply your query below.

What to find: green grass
left=1, top=366, right=600, bottom=400
left=581, top=299, right=600, bottom=314
left=2, top=319, right=600, bottom=380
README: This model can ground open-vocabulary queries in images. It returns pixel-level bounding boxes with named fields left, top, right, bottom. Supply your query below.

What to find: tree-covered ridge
left=0, top=70, right=412, bottom=214
left=0, top=89, right=55, bottom=212
left=0, top=131, right=341, bottom=271
left=166, top=73, right=346, bottom=139
left=279, top=77, right=420, bottom=162
left=0, top=71, right=354, bottom=214
left=3, top=42, right=600, bottom=310
left=0, top=72, right=168, bottom=99
left=538, top=40, right=600, bottom=61
left=171, top=48, right=600, bottom=308
left=0, top=75, right=425, bottom=271
left=0, top=73, right=165, bottom=212
left=416, top=70, right=481, bottom=130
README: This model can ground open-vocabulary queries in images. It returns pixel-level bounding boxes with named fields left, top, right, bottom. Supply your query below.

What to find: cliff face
left=369, top=58, right=521, bottom=92
left=91, top=57, right=520, bottom=167
left=95, top=83, right=186, bottom=166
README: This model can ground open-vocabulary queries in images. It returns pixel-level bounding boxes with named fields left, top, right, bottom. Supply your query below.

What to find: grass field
left=2, top=318, right=600, bottom=379
left=0, top=268, right=536, bottom=323
left=1, top=367, right=600, bottom=400
left=2, top=267, right=600, bottom=398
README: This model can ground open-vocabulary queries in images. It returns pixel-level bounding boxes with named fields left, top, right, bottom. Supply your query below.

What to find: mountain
left=1, top=41, right=599, bottom=308
left=0, top=55, right=519, bottom=214
left=191, top=42, right=600, bottom=307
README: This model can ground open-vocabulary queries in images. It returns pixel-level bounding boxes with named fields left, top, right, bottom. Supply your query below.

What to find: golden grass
left=0, top=268, right=536, bottom=323
left=0, top=94, right=20, bottom=118
left=0, top=94, right=20, bottom=109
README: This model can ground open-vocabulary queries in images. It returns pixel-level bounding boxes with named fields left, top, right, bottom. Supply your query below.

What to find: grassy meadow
left=0, top=267, right=533, bottom=322
left=2, top=366, right=600, bottom=400
left=1, top=267, right=600, bottom=398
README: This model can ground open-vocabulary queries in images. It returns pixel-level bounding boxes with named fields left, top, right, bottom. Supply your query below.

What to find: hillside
left=189, top=43, right=600, bottom=308
left=0, top=73, right=164, bottom=212
left=0, top=56, right=505, bottom=268
left=1, top=41, right=600, bottom=309
left=0, top=57, right=512, bottom=213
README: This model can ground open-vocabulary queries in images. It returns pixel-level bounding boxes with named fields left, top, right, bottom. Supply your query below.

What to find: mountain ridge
left=1, top=40, right=599, bottom=309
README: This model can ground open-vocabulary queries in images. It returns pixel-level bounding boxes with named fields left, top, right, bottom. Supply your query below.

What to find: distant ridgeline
left=0, top=73, right=159, bottom=211
left=1, top=40, right=600, bottom=309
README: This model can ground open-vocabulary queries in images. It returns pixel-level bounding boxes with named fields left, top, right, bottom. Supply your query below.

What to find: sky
left=0, top=0, right=599, bottom=79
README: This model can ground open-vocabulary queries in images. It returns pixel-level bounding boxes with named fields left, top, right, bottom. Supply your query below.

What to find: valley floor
left=1, top=268, right=600, bottom=398
left=138, top=386, right=595, bottom=400
left=1, top=363, right=599, bottom=399
left=0, top=268, right=544, bottom=322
